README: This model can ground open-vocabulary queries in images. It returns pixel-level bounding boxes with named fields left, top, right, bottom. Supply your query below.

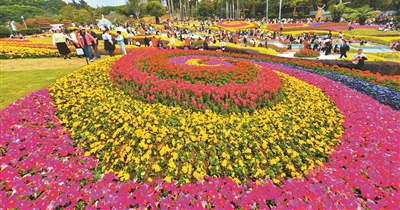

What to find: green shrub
left=18, top=28, right=41, bottom=35
left=0, top=25, right=12, bottom=38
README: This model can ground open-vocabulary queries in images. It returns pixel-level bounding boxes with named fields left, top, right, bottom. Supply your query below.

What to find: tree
left=328, top=3, right=347, bottom=22
left=126, top=0, right=147, bottom=19
left=393, top=0, right=400, bottom=15
left=347, top=5, right=376, bottom=24
left=197, top=0, right=213, bottom=18
left=346, top=0, right=391, bottom=10
left=59, top=5, right=92, bottom=25
left=146, top=1, right=166, bottom=23
left=0, top=5, right=45, bottom=24
left=36, top=0, right=67, bottom=15
left=290, top=0, right=303, bottom=17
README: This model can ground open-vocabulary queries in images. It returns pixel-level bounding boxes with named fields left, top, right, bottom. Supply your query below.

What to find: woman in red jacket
left=79, top=27, right=97, bottom=62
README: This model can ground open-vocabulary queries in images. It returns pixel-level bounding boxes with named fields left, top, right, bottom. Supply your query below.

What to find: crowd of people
left=44, top=16, right=400, bottom=70
left=52, top=26, right=102, bottom=61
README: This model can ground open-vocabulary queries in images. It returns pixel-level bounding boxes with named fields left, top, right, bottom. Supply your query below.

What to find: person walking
left=87, top=27, right=101, bottom=59
left=185, top=36, right=191, bottom=48
left=116, top=31, right=127, bottom=55
left=80, top=27, right=96, bottom=62
left=69, top=28, right=84, bottom=58
left=220, top=40, right=226, bottom=52
left=52, top=28, right=71, bottom=59
left=144, top=37, right=150, bottom=47
left=169, top=34, right=176, bottom=49
left=151, top=36, right=158, bottom=48
left=243, top=35, right=247, bottom=47
left=127, top=31, right=134, bottom=45
left=102, top=29, right=115, bottom=57
left=339, top=40, right=349, bottom=59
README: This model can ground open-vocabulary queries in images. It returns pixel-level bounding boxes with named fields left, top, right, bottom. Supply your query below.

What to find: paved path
left=277, top=51, right=342, bottom=60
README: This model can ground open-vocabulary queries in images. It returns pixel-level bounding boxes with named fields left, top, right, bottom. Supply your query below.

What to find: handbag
left=76, top=48, right=84, bottom=55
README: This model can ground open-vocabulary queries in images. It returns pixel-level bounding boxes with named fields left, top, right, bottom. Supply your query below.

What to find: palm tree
left=347, top=5, right=375, bottom=25
left=179, top=0, right=182, bottom=21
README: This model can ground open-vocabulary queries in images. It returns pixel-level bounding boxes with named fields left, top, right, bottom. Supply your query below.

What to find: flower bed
left=50, top=54, right=344, bottom=185
left=1, top=52, right=399, bottom=209
left=267, top=22, right=347, bottom=31
left=217, top=21, right=258, bottom=30
left=110, top=50, right=284, bottom=113
left=0, top=44, right=138, bottom=59
left=294, top=49, right=321, bottom=58
left=0, top=46, right=73, bottom=59
left=250, top=54, right=400, bottom=91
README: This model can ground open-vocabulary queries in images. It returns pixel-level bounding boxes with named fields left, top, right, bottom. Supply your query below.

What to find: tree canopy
left=0, top=0, right=398, bottom=27
left=146, top=1, right=166, bottom=23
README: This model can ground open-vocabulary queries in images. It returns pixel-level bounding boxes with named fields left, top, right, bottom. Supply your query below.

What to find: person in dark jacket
left=88, top=27, right=100, bottom=59
left=339, top=40, right=349, bottom=59
left=144, top=37, right=150, bottom=47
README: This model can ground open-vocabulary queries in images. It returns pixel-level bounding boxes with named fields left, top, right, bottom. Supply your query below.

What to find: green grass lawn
left=0, top=67, right=77, bottom=109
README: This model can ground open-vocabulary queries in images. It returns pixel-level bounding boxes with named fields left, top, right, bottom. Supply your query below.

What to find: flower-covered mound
left=50, top=56, right=343, bottom=184
left=110, top=50, right=284, bottom=113
left=294, top=49, right=321, bottom=58
left=217, top=21, right=258, bottom=30
left=267, top=22, right=348, bottom=31
left=1, top=53, right=399, bottom=208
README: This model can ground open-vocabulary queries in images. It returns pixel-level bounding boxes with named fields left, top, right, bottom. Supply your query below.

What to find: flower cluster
left=49, top=56, right=343, bottom=185
left=249, top=53, right=400, bottom=91
left=0, top=46, right=74, bottom=59
left=150, top=55, right=260, bottom=84
left=282, top=64, right=400, bottom=109
left=110, top=50, right=284, bottom=113
left=294, top=49, right=321, bottom=58
left=1, top=51, right=399, bottom=208
left=217, top=21, right=258, bottom=30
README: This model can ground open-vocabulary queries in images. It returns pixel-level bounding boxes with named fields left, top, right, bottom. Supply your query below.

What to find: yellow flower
left=164, top=176, right=173, bottom=182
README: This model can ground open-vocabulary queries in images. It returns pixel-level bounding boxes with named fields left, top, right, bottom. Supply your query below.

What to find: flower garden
left=1, top=24, right=400, bottom=209
left=266, top=22, right=381, bottom=31
left=217, top=21, right=259, bottom=30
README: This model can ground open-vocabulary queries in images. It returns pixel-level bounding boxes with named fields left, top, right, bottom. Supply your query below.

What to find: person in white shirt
left=169, top=34, right=176, bottom=49
left=102, top=29, right=115, bottom=57
left=352, top=49, right=367, bottom=69
left=69, top=28, right=83, bottom=58
left=220, top=40, right=226, bottom=52
left=53, top=28, right=71, bottom=59
left=127, top=32, right=133, bottom=45
left=116, top=31, right=127, bottom=55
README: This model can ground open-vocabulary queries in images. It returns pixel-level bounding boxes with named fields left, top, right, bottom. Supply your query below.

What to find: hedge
left=18, top=28, right=41, bottom=36
left=0, top=25, right=12, bottom=38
